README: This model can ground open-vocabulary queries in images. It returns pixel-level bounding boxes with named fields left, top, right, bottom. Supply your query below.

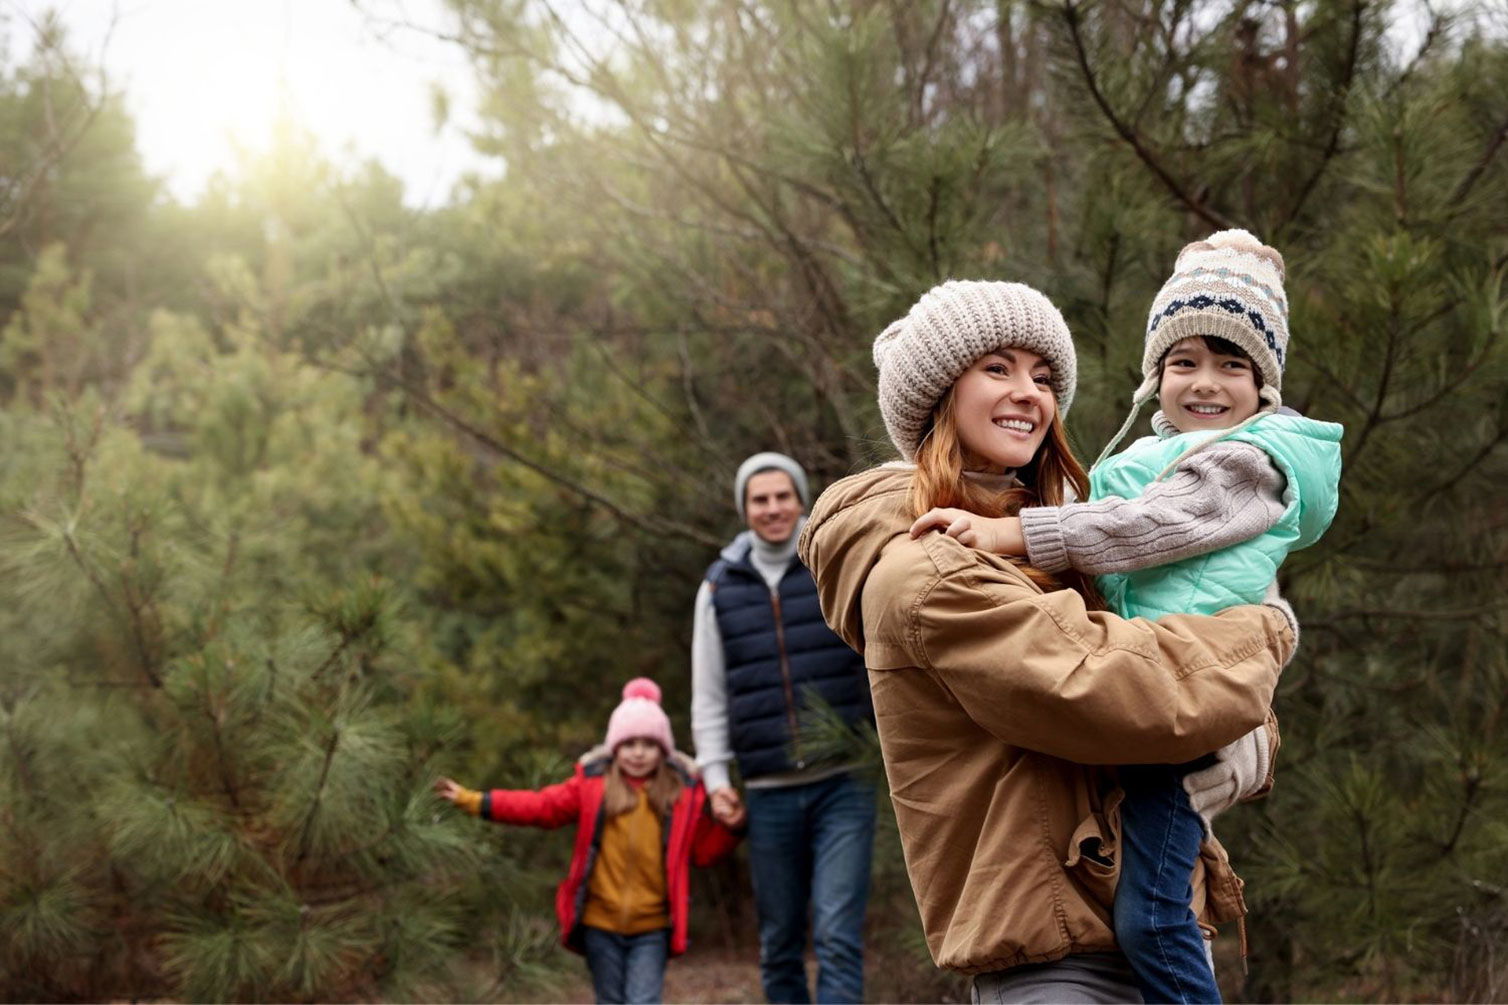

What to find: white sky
left=6, top=0, right=499, bottom=206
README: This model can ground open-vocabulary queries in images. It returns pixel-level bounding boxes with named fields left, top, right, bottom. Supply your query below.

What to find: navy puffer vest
left=707, top=540, right=872, bottom=779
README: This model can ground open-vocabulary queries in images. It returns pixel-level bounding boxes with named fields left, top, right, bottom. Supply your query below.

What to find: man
left=691, top=451, right=876, bottom=1004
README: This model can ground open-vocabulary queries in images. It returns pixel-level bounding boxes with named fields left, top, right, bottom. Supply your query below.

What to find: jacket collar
left=578, top=743, right=700, bottom=784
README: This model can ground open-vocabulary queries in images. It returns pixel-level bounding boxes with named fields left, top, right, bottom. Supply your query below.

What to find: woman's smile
left=992, top=415, right=1038, bottom=436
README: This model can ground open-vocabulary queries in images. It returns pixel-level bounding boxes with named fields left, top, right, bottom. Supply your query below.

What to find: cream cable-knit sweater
left=1020, top=440, right=1287, bottom=575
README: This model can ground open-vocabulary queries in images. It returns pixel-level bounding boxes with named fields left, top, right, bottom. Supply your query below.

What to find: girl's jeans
left=1114, top=763, right=1222, bottom=1004
left=580, top=925, right=669, bottom=1004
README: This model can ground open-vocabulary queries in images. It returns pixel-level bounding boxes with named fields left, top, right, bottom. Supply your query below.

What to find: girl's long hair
left=909, top=386, right=1105, bottom=606
left=602, top=753, right=683, bottom=818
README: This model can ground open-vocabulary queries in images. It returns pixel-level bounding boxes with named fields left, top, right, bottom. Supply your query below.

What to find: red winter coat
left=478, top=746, right=741, bottom=957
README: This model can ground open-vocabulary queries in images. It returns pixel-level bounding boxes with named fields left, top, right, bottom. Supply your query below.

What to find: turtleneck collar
left=881, top=460, right=1024, bottom=490
left=743, top=515, right=805, bottom=590
left=963, top=469, right=1023, bottom=491
left=1151, top=410, right=1180, bottom=438
left=750, top=515, right=805, bottom=567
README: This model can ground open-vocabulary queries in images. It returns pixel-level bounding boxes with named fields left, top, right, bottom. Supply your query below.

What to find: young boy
left=912, top=229, right=1343, bottom=1002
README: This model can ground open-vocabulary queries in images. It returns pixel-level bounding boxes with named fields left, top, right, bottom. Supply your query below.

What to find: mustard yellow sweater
left=581, top=783, right=669, bottom=934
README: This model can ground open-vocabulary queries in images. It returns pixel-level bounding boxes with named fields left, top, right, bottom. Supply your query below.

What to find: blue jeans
left=580, top=926, right=669, bottom=1004
left=1114, top=764, right=1221, bottom=1004
left=745, top=772, right=875, bottom=1004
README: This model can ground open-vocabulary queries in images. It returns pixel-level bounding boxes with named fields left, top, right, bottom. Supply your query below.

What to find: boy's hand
left=434, top=777, right=464, bottom=803
left=910, top=508, right=1025, bottom=555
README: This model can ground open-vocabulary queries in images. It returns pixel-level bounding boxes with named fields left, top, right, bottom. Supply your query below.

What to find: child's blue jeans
left=1115, top=763, right=1222, bottom=1004
left=580, top=925, right=669, bottom=1004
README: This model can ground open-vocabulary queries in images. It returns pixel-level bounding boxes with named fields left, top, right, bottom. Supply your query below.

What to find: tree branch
left=1280, top=0, right=1365, bottom=230
left=1057, top=0, right=1233, bottom=230
left=1450, top=108, right=1508, bottom=206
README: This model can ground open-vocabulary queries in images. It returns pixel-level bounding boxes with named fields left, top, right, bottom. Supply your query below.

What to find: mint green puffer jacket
left=1091, top=413, right=1343, bottom=620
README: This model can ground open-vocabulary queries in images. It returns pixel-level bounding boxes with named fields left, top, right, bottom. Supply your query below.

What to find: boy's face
left=1159, top=337, right=1261, bottom=433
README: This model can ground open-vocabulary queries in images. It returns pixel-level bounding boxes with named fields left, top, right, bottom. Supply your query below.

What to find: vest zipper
left=769, top=590, right=805, bottom=769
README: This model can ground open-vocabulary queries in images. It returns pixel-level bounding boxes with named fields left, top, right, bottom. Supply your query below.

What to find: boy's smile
left=1159, top=337, right=1261, bottom=433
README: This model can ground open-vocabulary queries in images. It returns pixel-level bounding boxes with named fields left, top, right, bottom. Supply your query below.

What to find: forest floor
left=543, top=947, right=788, bottom=1004
left=518, top=946, right=971, bottom=1003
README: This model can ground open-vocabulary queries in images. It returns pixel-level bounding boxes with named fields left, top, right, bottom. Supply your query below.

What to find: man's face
left=744, top=470, right=803, bottom=544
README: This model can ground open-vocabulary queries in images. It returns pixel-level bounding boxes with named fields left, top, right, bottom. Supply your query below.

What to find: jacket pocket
left=1063, top=787, right=1123, bottom=908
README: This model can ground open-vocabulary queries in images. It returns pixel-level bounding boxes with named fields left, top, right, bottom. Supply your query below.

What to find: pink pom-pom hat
left=604, top=677, right=676, bottom=754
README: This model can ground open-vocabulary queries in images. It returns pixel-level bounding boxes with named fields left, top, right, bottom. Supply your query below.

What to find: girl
left=797, top=279, right=1296, bottom=1002
left=436, top=677, right=743, bottom=1005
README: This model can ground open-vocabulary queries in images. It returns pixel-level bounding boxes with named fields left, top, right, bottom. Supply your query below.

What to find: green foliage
left=1, top=1, right=1506, bottom=1000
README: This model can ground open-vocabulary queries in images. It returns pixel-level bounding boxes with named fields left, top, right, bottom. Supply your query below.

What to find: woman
left=797, top=280, right=1293, bottom=1003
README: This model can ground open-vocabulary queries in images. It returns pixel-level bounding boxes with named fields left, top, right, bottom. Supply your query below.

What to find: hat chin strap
left=1091, top=374, right=1160, bottom=472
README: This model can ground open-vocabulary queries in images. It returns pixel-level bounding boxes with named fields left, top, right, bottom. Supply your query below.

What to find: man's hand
left=909, top=508, right=1025, bottom=555
left=710, top=785, right=747, bottom=829
left=433, top=777, right=464, bottom=803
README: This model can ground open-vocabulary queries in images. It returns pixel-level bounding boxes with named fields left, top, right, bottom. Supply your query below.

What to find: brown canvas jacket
left=797, top=466, right=1292, bottom=975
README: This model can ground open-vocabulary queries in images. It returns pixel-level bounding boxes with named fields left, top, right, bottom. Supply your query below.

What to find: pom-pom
left=1205, top=228, right=1262, bottom=250
left=1202, top=228, right=1286, bottom=278
left=622, top=677, right=662, bottom=704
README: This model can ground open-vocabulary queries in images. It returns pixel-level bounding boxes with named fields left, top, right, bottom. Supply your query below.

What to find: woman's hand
left=433, top=777, right=464, bottom=803
left=910, top=508, right=1025, bottom=556
left=1181, top=722, right=1273, bottom=832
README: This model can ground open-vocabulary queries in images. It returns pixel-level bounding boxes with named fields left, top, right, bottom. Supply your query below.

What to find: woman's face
left=615, top=738, right=663, bottom=779
left=951, top=349, right=1056, bottom=472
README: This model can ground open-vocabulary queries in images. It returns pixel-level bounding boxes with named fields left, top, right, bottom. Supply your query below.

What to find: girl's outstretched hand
left=909, top=508, right=1025, bottom=556
left=434, top=777, right=464, bottom=803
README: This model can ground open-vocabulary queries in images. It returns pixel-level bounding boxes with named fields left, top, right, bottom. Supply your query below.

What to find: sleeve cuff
left=701, top=761, right=732, bottom=793
left=1019, top=506, right=1071, bottom=573
left=455, top=787, right=484, bottom=817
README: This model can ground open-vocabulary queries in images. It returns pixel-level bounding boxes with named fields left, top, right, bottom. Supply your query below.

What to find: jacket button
left=796, top=759, right=806, bottom=769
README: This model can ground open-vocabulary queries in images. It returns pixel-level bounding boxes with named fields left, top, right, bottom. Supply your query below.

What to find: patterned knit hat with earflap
left=1093, top=229, right=1289, bottom=469
left=603, top=677, right=675, bottom=754
left=873, top=280, right=1078, bottom=460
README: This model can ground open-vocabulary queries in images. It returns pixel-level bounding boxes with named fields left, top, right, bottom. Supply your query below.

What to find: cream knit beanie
left=1092, top=229, right=1289, bottom=469
left=1143, top=228, right=1289, bottom=399
left=873, top=280, right=1077, bottom=460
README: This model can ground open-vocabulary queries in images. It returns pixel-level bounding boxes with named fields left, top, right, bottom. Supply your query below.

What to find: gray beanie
left=734, top=452, right=809, bottom=521
left=872, top=280, right=1078, bottom=460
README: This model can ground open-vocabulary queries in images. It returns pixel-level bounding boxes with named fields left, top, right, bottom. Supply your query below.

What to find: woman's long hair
left=909, top=385, right=1104, bottom=606
left=602, top=754, right=683, bottom=818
